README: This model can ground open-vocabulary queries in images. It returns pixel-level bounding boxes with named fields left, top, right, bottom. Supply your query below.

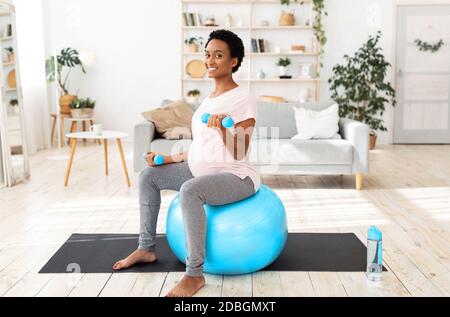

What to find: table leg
left=104, top=139, right=109, bottom=176
left=68, top=121, right=78, bottom=146
left=51, top=116, right=56, bottom=145
left=83, top=121, right=87, bottom=143
left=116, top=138, right=131, bottom=187
left=64, top=138, right=78, bottom=187
left=60, top=117, right=65, bottom=147
left=90, top=120, right=101, bottom=145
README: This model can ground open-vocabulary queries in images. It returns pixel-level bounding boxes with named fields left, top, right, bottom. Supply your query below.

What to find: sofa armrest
left=134, top=120, right=156, bottom=173
left=339, top=118, right=370, bottom=174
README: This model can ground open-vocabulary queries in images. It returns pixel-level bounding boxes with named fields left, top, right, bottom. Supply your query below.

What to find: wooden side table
left=66, top=117, right=101, bottom=145
left=64, top=131, right=131, bottom=188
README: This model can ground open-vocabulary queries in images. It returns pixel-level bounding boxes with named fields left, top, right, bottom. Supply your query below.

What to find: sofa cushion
left=255, top=100, right=336, bottom=139
left=151, top=138, right=192, bottom=156
left=150, top=137, right=352, bottom=166
left=142, top=100, right=194, bottom=140
left=292, top=104, right=341, bottom=140
left=249, top=139, right=353, bottom=165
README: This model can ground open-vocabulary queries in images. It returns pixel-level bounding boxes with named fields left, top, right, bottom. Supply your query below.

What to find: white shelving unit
left=181, top=0, right=321, bottom=102
left=0, top=2, right=29, bottom=187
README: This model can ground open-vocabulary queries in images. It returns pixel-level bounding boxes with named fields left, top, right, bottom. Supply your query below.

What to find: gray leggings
left=138, top=162, right=256, bottom=276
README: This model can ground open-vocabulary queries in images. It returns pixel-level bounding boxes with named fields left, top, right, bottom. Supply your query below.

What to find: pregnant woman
left=113, top=29, right=261, bottom=297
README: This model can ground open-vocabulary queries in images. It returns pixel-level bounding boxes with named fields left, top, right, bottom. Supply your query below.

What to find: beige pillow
left=142, top=100, right=194, bottom=140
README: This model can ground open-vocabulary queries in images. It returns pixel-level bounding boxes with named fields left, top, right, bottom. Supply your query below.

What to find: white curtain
left=13, top=0, right=51, bottom=154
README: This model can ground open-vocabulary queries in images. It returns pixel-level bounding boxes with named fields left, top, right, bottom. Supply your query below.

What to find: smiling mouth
left=208, top=67, right=218, bottom=72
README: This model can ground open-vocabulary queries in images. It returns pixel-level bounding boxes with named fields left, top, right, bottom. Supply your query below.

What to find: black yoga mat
left=39, top=233, right=387, bottom=274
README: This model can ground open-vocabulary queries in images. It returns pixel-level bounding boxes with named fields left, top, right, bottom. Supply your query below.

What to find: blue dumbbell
left=142, top=152, right=165, bottom=166
left=202, top=113, right=235, bottom=129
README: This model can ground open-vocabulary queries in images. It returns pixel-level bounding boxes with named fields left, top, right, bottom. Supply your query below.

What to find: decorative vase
left=186, top=95, right=200, bottom=104
left=279, top=11, right=295, bottom=26
left=257, top=69, right=266, bottom=79
left=189, top=43, right=199, bottom=53
left=369, top=132, right=377, bottom=150
left=278, top=66, right=287, bottom=76
left=60, top=95, right=77, bottom=115
left=225, top=13, right=233, bottom=28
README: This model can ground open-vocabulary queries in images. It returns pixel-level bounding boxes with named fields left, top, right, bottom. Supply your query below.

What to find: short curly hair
left=205, top=29, right=245, bottom=73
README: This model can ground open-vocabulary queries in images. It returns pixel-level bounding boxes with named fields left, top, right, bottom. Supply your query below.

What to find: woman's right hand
left=145, top=152, right=165, bottom=167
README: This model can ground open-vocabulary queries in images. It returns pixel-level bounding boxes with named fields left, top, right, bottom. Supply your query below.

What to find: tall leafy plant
left=46, top=47, right=86, bottom=95
left=328, top=31, right=396, bottom=134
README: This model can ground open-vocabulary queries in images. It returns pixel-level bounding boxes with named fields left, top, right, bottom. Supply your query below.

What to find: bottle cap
left=368, top=226, right=382, bottom=240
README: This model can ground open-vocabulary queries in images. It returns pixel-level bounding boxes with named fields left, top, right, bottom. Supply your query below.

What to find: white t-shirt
left=188, top=86, right=261, bottom=192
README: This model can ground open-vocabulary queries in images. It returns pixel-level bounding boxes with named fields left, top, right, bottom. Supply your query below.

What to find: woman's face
left=205, top=39, right=238, bottom=79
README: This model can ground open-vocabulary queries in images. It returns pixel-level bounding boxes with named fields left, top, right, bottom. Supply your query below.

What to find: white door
left=394, top=5, right=450, bottom=143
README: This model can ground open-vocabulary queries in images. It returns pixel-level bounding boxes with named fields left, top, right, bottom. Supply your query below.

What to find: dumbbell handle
left=202, top=113, right=234, bottom=129
left=142, top=153, right=165, bottom=166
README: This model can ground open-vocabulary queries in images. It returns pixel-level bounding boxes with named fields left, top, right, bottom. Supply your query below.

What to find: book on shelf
left=251, top=38, right=267, bottom=53
left=251, top=38, right=258, bottom=53
left=183, top=12, right=203, bottom=27
left=258, top=39, right=266, bottom=53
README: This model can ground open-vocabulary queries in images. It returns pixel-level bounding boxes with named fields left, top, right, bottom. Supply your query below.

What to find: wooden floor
left=0, top=142, right=449, bottom=297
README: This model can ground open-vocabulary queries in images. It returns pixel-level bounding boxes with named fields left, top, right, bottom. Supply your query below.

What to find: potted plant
left=328, top=31, right=396, bottom=150
left=45, top=47, right=87, bottom=115
left=186, top=89, right=201, bottom=104
left=9, top=98, right=19, bottom=114
left=69, top=97, right=96, bottom=118
left=277, top=57, right=291, bottom=76
left=4, top=47, right=14, bottom=62
left=184, top=37, right=204, bottom=53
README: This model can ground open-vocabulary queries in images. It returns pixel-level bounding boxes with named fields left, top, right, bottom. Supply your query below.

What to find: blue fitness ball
left=166, top=185, right=288, bottom=275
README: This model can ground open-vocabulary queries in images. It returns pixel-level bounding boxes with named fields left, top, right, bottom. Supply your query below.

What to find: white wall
left=43, top=0, right=182, bottom=143
left=13, top=0, right=50, bottom=154
left=42, top=0, right=398, bottom=144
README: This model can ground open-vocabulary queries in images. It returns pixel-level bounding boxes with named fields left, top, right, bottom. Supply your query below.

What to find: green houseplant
left=328, top=31, right=396, bottom=149
left=69, top=97, right=96, bottom=119
left=184, top=36, right=204, bottom=53
left=277, top=57, right=291, bottom=76
left=45, top=47, right=87, bottom=115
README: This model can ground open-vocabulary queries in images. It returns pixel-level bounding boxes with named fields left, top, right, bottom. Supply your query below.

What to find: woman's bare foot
left=113, top=249, right=157, bottom=270
left=166, top=275, right=206, bottom=297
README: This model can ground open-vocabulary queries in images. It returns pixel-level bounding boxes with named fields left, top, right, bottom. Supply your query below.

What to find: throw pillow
left=142, top=100, right=194, bottom=140
left=291, top=103, right=341, bottom=140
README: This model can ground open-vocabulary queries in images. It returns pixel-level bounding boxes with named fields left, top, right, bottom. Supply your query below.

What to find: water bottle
left=366, top=226, right=383, bottom=281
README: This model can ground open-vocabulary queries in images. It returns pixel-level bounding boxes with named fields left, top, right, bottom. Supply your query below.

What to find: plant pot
left=279, top=11, right=295, bottom=26
left=186, top=95, right=200, bottom=104
left=369, top=132, right=377, bottom=150
left=7, top=52, right=14, bottom=63
left=60, top=95, right=77, bottom=115
left=70, top=108, right=94, bottom=119
left=278, top=66, right=287, bottom=76
left=189, top=43, right=199, bottom=53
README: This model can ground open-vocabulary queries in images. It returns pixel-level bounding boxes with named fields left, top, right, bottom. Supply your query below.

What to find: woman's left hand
left=207, top=113, right=230, bottom=131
